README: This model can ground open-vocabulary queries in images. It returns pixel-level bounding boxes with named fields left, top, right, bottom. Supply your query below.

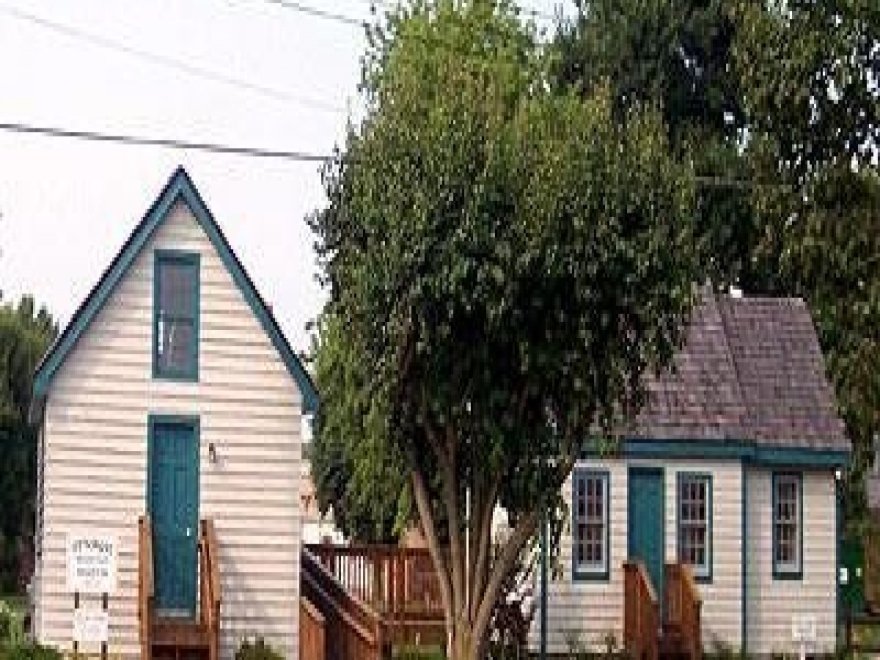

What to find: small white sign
left=67, top=533, right=117, bottom=594
left=73, top=610, right=109, bottom=643
left=792, top=614, right=817, bottom=643
left=840, top=566, right=849, bottom=585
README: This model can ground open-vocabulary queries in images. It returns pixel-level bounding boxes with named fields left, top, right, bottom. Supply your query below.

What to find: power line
left=0, top=121, right=335, bottom=162
left=343, top=0, right=560, bottom=23
left=0, top=119, right=764, bottom=189
left=0, top=4, right=347, bottom=114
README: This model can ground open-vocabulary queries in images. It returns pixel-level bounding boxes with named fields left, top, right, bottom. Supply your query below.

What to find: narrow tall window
left=773, top=473, right=802, bottom=578
left=154, top=251, right=199, bottom=379
left=572, top=470, right=609, bottom=580
left=677, top=473, right=712, bottom=580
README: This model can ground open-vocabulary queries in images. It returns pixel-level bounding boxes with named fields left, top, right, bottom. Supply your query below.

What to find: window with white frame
left=773, top=472, right=802, bottom=577
left=677, top=473, right=712, bottom=579
left=572, top=470, right=609, bottom=579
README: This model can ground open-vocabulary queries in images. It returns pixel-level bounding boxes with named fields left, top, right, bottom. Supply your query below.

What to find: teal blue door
left=149, top=419, right=199, bottom=617
left=628, top=467, right=665, bottom=608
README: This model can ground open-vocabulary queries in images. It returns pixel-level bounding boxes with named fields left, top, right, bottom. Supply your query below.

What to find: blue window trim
left=153, top=249, right=200, bottom=381
left=572, top=468, right=610, bottom=582
left=772, top=471, right=804, bottom=580
left=676, top=472, right=713, bottom=584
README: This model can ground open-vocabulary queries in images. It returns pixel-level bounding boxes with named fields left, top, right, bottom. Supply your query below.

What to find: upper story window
left=773, top=472, right=802, bottom=578
left=153, top=250, right=199, bottom=380
left=572, top=469, right=609, bottom=580
left=677, top=473, right=712, bottom=581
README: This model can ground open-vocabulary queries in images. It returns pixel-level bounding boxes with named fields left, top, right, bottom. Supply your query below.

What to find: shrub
left=0, top=642, right=62, bottom=660
left=234, top=637, right=283, bottom=660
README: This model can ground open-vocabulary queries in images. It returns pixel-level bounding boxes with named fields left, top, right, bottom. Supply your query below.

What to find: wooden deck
left=301, top=544, right=446, bottom=659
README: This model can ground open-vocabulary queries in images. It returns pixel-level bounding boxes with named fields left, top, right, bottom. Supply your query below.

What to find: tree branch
left=472, top=508, right=540, bottom=647
left=410, top=468, right=454, bottom=635
left=470, top=473, right=501, bottom=618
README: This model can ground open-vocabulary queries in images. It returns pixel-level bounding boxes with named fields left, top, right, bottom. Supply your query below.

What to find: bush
left=392, top=646, right=445, bottom=660
left=234, top=638, right=283, bottom=660
left=0, top=642, right=62, bottom=660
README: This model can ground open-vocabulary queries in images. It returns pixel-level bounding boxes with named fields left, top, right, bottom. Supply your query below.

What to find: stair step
left=152, top=618, right=210, bottom=649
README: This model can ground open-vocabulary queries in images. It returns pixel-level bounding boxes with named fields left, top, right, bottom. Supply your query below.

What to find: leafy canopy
left=309, top=1, right=699, bottom=655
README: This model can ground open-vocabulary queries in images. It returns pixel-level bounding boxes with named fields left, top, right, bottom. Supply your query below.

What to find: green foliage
left=553, top=0, right=761, bottom=291
left=393, top=646, right=446, bottom=660
left=0, top=643, right=62, bottom=660
left=233, top=638, right=283, bottom=660
left=310, top=0, right=699, bottom=655
left=732, top=1, right=880, bottom=532
left=0, top=297, right=57, bottom=593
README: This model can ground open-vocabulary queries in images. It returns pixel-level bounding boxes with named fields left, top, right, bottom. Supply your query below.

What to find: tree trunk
left=449, top=622, right=479, bottom=660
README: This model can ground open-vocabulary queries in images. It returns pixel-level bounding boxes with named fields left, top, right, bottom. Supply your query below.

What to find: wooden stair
left=139, top=516, right=221, bottom=660
left=658, top=622, right=687, bottom=659
left=151, top=619, right=211, bottom=660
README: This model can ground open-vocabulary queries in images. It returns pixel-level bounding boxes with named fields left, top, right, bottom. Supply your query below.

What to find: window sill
left=572, top=568, right=610, bottom=582
left=772, top=569, right=803, bottom=581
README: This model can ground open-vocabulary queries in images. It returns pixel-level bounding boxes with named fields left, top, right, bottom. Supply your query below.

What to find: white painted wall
left=530, top=457, right=744, bottom=654
left=35, top=202, right=303, bottom=659
left=745, top=467, right=837, bottom=655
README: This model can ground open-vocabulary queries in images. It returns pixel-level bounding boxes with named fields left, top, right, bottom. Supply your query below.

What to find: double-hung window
left=773, top=472, right=802, bottom=578
left=572, top=470, right=609, bottom=580
left=677, top=473, right=712, bottom=581
left=154, top=251, right=199, bottom=380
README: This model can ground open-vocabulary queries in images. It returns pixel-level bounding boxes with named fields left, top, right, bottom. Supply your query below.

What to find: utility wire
left=343, top=0, right=560, bottom=23
left=0, top=4, right=347, bottom=114
left=0, top=119, right=763, bottom=189
left=0, top=121, right=334, bottom=162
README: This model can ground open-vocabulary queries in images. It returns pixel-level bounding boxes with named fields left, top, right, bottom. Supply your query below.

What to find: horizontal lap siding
left=660, top=460, right=742, bottom=649
left=745, top=468, right=836, bottom=655
left=529, top=460, right=627, bottom=654
left=37, top=202, right=302, bottom=659
left=530, top=458, right=743, bottom=654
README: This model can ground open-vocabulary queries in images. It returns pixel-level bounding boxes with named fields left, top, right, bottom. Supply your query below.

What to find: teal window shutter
left=153, top=250, right=200, bottom=380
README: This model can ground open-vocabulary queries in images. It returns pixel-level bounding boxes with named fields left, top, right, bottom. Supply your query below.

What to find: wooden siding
left=35, top=202, right=303, bottom=659
left=530, top=458, right=743, bottom=653
left=745, top=467, right=837, bottom=654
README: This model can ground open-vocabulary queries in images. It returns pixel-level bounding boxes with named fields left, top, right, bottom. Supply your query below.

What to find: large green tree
left=309, top=2, right=700, bottom=657
left=0, top=296, right=56, bottom=593
left=734, top=0, right=880, bottom=528
left=553, top=0, right=880, bottom=532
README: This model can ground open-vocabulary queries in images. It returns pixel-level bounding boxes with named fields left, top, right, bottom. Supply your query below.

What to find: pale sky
left=0, top=0, right=567, bottom=353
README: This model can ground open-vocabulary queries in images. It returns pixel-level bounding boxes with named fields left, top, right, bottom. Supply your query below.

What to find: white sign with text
left=73, top=609, right=109, bottom=643
left=67, top=533, right=117, bottom=594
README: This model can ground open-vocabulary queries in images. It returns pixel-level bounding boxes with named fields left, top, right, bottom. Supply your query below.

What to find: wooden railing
left=300, top=597, right=326, bottom=660
left=301, top=548, right=384, bottom=660
left=665, top=563, right=702, bottom=659
left=138, top=516, right=154, bottom=660
left=199, top=519, right=221, bottom=660
left=623, top=561, right=659, bottom=660
left=306, top=544, right=443, bottom=617
left=306, top=544, right=446, bottom=647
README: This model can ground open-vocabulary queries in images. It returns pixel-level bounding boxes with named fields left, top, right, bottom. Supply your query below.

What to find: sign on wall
left=67, top=533, right=118, bottom=594
left=73, top=609, right=110, bottom=643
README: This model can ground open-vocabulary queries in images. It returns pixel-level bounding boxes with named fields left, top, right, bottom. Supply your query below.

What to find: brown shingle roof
left=628, top=290, right=849, bottom=451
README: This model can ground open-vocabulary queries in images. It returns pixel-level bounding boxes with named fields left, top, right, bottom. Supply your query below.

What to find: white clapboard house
left=532, top=290, right=850, bottom=657
left=29, top=168, right=318, bottom=659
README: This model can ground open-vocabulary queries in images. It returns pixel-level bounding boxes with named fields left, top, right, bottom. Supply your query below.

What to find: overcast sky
left=0, top=0, right=567, bottom=352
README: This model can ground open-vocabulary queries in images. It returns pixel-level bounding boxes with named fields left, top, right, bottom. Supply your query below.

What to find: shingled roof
left=629, top=290, right=849, bottom=451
